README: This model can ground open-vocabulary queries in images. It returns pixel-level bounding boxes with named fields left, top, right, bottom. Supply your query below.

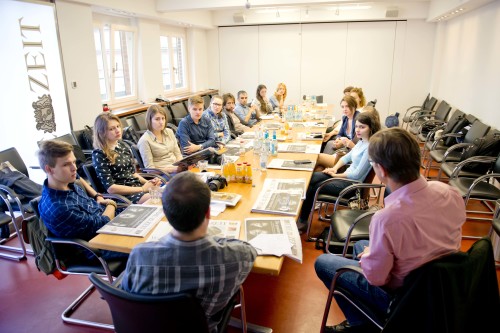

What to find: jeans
left=314, top=240, right=393, bottom=326
left=299, top=172, right=354, bottom=222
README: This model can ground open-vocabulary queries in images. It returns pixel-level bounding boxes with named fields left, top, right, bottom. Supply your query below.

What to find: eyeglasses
left=212, top=103, right=222, bottom=107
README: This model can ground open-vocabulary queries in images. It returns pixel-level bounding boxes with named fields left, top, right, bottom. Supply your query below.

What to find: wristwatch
left=93, top=193, right=103, bottom=200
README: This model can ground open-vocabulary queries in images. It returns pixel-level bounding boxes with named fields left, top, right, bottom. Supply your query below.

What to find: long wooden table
left=89, top=108, right=332, bottom=276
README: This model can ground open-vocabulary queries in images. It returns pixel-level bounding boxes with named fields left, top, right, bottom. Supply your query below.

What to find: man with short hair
left=315, top=128, right=466, bottom=333
left=202, top=95, right=232, bottom=144
left=176, top=95, right=218, bottom=156
left=121, top=172, right=257, bottom=332
left=234, top=90, right=260, bottom=127
left=223, top=92, right=250, bottom=137
left=37, top=140, right=124, bottom=259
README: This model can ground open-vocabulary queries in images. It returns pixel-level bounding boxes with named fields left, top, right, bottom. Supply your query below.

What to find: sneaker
left=324, top=320, right=379, bottom=333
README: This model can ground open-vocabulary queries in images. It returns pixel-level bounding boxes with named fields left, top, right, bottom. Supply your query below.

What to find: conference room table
left=89, top=106, right=332, bottom=276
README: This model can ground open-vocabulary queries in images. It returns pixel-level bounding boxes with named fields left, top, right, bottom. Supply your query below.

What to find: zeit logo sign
left=19, top=17, right=56, bottom=133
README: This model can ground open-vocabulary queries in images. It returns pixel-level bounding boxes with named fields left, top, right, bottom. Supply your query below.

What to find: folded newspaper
left=146, top=220, right=241, bottom=242
left=211, top=192, right=242, bottom=206
left=244, top=217, right=303, bottom=263
left=251, top=189, right=303, bottom=216
left=277, top=143, right=321, bottom=154
left=263, top=178, right=307, bottom=199
left=267, top=159, right=315, bottom=171
left=97, top=205, right=164, bottom=237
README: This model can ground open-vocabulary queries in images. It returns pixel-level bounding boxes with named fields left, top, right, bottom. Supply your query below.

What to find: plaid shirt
left=38, top=179, right=109, bottom=241
left=202, top=107, right=231, bottom=144
left=121, top=233, right=257, bottom=332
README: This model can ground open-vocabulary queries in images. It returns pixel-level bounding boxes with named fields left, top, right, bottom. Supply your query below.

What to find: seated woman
left=350, top=87, right=367, bottom=112
left=92, top=113, right=161, bottom=204
left=297, top=112, right=381, bottom=227
left=322, top=95, right=360, bottom=154
left=251, top=84, right=273, bottom=115
left=269, top=83, right=287, bottom=112
left=137, top=105, right=182, bottom=174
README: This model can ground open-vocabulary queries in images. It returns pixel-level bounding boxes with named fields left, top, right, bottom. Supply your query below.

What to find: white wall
left=430, top=0, right=500, bottom=128
left=137, top=18, right=164, bottom=101
left=55, top=1, right=103, bottom=130
left=213, top=20, right=436, bottom=121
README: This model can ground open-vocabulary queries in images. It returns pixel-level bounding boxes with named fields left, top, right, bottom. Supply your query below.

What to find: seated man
left=315, top=128, right=466, bottom=333
left=37, top=140, right=126, bottom=259
left=223, top=92, right=250, bottom=137
left=234, top=90, right=260, bottom=127
left=176, top=95, right=218, bottom=156
left=202, top=95, right=231, bottom=144
left=121, top=172, right=257, bottom=332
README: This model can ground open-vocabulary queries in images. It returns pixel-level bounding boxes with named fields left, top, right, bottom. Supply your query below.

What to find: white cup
left=197, top=160, right=208, bottom=172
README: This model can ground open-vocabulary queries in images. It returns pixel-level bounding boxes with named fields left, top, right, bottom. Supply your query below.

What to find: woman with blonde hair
left=92, top=112, right=161, bottom=204
left=137, top=105, right=182, bottom=174
left=350, top=87, right=366, bottom=111
left=269, top=82, right=287, bottom=111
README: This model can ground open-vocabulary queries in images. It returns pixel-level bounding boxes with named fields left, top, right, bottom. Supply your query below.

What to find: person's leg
left=298, top=172, right=332, bottom=222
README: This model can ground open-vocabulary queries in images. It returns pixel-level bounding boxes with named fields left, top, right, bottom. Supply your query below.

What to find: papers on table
left=245, top=217, right=303, bottom=263
left=262, top=122, right=281, bottom=130
left=259, top=114, right=275, bottom=120
left=263, top=178, right=307, bottom=199
left=211, top=192, right=242, bottom=206
left=97, top=205, right=164, bottom=237
left=300, top=132, right=324, bottom=140
left=210, top=202, right=226, bottom=217
left=251, top=189, right=303, bottom=216
left=289, top=121, right=327, bottom=128
left=146, top=220, right=241, bottom=242
left=277, top=143, right=321, bottom=154
left=239, top=132, right=255, bottom=139
left=267, top=158, right=315, bottom=171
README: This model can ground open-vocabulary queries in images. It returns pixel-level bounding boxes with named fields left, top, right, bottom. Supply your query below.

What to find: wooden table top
left=89, top=109, right=331, bottom=276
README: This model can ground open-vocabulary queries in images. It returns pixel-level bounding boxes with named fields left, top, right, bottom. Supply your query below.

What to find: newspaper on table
left=262, top=122, right=281, bottom=130
left=277, top=143, right=321, bottom=154
left=300, top=132, right=324, bottom=140
left=251, top=189, right=303, bottom=216
left=211, top=191, right=242, bottom=206
left=267, top=158, right=315, bottom=171
left=239, top=132, right=255, bottom=139
left=97, top=204, right=164, bottom=237
left=146, top=220, right=241, bottom=242
left=263, top=178, right=307, bottom=199
left=244, top=217, right=302, bottom=263
left=289, top=121, right=327, bottom=128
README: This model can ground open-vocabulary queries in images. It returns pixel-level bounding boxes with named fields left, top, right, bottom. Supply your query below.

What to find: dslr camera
left=206, top=175, right=228, bottom=192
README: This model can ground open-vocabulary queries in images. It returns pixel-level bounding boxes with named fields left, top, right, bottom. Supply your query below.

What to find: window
left=160, top=34, right=188, bottom=94
left=94, top=23, right=137, bottom=106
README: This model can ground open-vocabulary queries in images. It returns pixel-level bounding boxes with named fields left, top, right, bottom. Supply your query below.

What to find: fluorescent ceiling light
left=328, top=4, right=372, bottom=11
left=254, top=7, right=298, bottom=14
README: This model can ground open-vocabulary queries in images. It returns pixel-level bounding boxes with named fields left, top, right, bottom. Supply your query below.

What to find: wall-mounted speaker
left=233, top=13, right=245, bottom=23
left=385, top=8, right=399, bottom=18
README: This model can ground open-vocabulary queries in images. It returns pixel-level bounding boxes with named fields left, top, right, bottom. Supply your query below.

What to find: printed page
left=97, top=205, right=164, bottom=237
left=251, top=189, right=303, bottom=216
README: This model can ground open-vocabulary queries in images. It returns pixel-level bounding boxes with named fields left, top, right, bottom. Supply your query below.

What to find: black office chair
left=366, top=99, right=377, bottom=107
left=26, top=196, right=128, bottom=329
left=401, top=93, right=431, bottom=129
left=321, top=237, right=500, bottom=333
left=448, top=154, right=500, bottom=233
left=0, top=191, right=32, bottom=260
left=125, top=142, right=172, bottom=181
left=203, top=94, right=212, bottom=110
left=424, top=119, right=490, bottom=179
left=89, top=272, right=247, bottom=333
left=169, top=102, right=189, bottom=126
left=409, top=100, right=452, bottom=137
left=72, top=126, right=94, bottom=159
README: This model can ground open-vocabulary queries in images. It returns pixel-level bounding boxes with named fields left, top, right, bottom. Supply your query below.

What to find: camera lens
left=208, top=180, right=221, bottom=192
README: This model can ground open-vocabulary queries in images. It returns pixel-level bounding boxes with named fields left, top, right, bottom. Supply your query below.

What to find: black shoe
left=324, top=320, right=379, bottom=333
left=296, top=220, right=307, bottom=233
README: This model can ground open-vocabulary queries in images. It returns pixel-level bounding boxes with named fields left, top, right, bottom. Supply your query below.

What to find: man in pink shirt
left=315, top=128, right=466, bottom=333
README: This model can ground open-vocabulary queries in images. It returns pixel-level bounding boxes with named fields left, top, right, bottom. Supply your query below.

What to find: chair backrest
left=129, top=144, right=145, bottom=170
left=424, top=96, right=438, bottom=111
left=133, top=113, right=148, bottom=131
left=434, top=100, right=452, bottom=121
left=463, top=119, right=491, bottom=144
left=442, top=110, right=469, bottom=146
left=366, top=99, right=377, bottom=107
left=89, top=272, right=209, bottom=333
left=169, top=102, right=189, bottom=126
left=82, top=163, right=107, bottom=193
left=0, top=147, right=29, bottom=178
left=72, top=126, right=94, bottom=151
left=203, top=95, right=211, bottom=109
left=122, top=126, right=141, bottom=145
left=384, top=238, right=500, bottom=332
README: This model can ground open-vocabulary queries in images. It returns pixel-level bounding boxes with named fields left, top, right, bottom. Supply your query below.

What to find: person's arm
left=137, top=134, right=156, bottom=169
left=234, top=106, right=250, bottom=125
left=342, top=144, right=371, bottom=180
left=175, top=120, right=192, bottom=155
left=221, top=114, right=231, bottom=144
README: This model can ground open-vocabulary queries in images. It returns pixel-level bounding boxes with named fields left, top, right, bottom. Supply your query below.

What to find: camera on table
left=206, top=175, right=228, bottom=192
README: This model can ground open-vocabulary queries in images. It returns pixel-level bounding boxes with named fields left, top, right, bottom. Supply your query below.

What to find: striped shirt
left=121, top=233, right=257, bottom=332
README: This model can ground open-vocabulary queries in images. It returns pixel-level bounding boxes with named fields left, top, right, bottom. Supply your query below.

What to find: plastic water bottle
left=271, top=130, right=278, bottom=156
left=260, top=131, right=269, bottom=171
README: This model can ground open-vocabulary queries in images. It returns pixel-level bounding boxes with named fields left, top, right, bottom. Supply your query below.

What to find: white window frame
left=160, top=30, right=189, bottom=96
left=93, top=22, right=138, bottom=108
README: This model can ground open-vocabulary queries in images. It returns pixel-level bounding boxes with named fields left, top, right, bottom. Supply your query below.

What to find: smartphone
left=293, top=159, right=312, bottom=164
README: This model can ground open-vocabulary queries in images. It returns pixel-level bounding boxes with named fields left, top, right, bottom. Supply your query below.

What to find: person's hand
left=323, top=167, right=338, bottom=176
left=357, top=246, right=370, bottom=259
left=323, top=132, right=334, bottom=142
left=183, top=141, right=200, bottom=155
left=341, top=137, right=353, bottom=149
left=334, top=138, right=343, bottom=149
left=99, top=198, right=116, bottom=207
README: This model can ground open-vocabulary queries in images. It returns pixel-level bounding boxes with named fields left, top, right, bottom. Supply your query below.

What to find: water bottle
left=271, top=130, right=278, bottom=156
left=260, top=131, right=269, bottom=171
left=239, top=140, right=245, bottom=157
left=253, top=128, right=262, bottom=171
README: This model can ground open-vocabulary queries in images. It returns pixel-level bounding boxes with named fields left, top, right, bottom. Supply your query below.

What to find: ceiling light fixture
left=245, top=0, right=251, bottom=10
left=305, top=8, right=309, bottom=18
left=276, top=8, right=280, bottom=18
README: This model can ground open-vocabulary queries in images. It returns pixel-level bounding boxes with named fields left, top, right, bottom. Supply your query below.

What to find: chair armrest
left=138, top=173, right=168, bottom=185
left=334, top=183, right=385, bottom=210
left=102, top=194, right=132, bottom=207
left=430, top=132, right=463, bottom=150
left=450, top=156, right=497, bottom=179
left=442, top=143, right=472, bottom=161
left=141, top=168, right=172, bottom=181
left=0, top=184, right=27, bottom=218
left=417, top=119, right=445, bottom=133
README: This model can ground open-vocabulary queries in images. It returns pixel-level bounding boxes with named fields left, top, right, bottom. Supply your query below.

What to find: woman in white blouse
left=137, top=105, right=182, bottom=174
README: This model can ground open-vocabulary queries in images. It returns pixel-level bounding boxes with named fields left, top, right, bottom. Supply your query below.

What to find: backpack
left=385, top=112, right=400, bottom=128
left=459, top=133, right=500, bottom=173
left=122, top=126, right=141, bottom=144
left=23, top=214, right=66, bottom=279
left=442, top=115, right=470, bottom=146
